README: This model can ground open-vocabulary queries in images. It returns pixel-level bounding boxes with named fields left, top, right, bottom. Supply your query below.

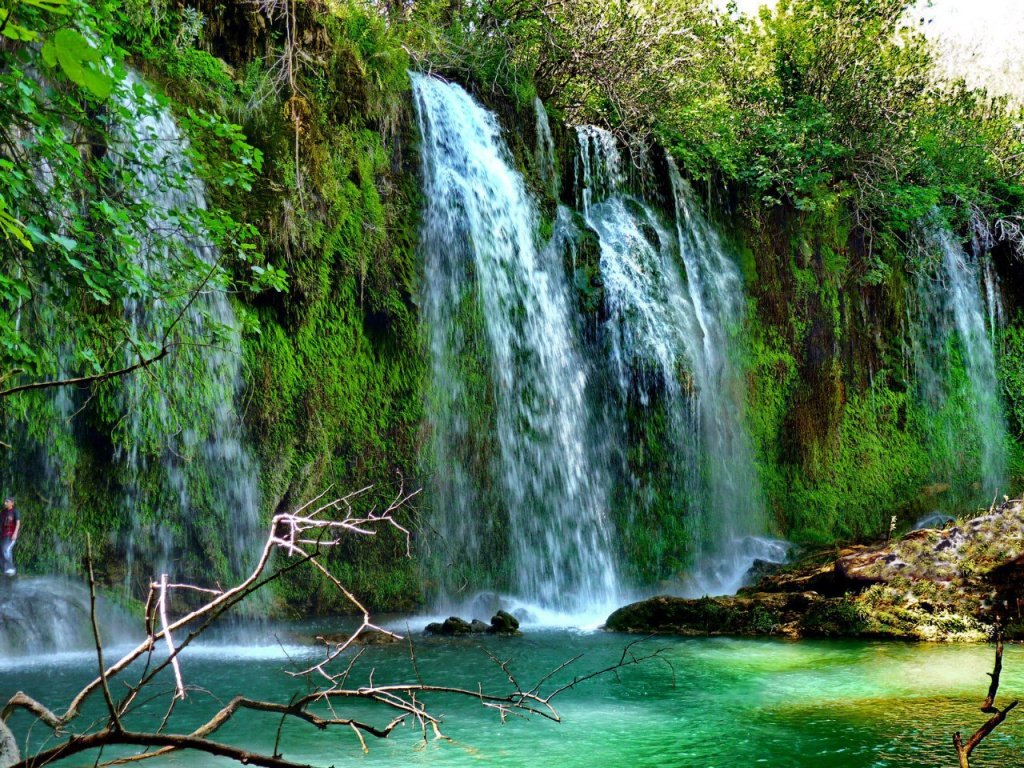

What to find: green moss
left=801, top=597, right=866, bottom=637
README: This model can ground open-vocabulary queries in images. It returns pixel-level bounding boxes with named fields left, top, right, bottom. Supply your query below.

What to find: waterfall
left=666, top=159, right=776, bottom=594
left=915, top=227, right=1008, bottom=496
left=115, top=74, right=261, bottom=595
left=534, top=97, right=558, bottom=197
left=413, top=73, right=619, bottom=618
left=576, top=126, right=782, bottom=595
left=1, top=138, right=81, bottom=575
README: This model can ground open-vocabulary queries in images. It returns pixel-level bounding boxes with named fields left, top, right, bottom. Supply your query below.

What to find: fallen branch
left=953, top=631, right=1020, bottom=768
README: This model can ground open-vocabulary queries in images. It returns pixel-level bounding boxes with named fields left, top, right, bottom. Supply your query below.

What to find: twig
left=953, top=631, right=1020, bottom=768
left=157, top=574, right=187, bottom=701
left=87, top=536, right=123, bottom=733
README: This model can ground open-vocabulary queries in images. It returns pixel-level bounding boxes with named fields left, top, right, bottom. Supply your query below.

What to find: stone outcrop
left=606, top=498, right=1024, bottom=642
left=606, top=591, right=864, bottom=638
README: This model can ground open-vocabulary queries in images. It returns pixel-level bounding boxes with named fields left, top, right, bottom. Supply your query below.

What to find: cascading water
left=666, top=159, right=778, bottom=593
left=534, top=97, right=558, bottom=198
left=2, top=139, right=86, bottom=575
left=413, top=74, right=619, bottom=619
left=576, top=126, right=782, bottom=595
left=116, top=74, right=261, bottom=595
left=914, top=226, right=1008, bottom=496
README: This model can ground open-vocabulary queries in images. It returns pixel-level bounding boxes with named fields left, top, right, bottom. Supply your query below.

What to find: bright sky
left=723, top=0, right=1024, bottom=99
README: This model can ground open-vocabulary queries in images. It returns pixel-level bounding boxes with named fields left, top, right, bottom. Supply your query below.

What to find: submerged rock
left=606, top=498, right=1024, bottom=642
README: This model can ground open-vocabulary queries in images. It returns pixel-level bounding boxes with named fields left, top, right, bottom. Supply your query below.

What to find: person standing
left=1, top=497, right=19, bottom=576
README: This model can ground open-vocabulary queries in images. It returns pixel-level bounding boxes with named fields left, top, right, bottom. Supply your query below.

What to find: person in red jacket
left=1, top=497, right=20, bottom=576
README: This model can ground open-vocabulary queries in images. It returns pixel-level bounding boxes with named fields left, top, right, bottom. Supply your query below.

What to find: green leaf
left=22, top=0, right=72, bottom=13
left=51, top=233, right=78, bottom=251
left=0, top=10, right=38, bottom=41
left=42, top=29, right=115, bottom=100
left=0, top=196, right=33, bottom=251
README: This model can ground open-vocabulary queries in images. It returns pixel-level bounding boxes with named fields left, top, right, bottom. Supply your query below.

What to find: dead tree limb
left=953, top=631, right=1020, bottom=768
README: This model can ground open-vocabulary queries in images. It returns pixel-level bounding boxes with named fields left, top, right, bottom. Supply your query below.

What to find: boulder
left=424, top=616, right=479, bottom=636
left=605, top=592, right=828, bottom=637
left=743, top=558, right=786, bottom=584
left=488, top=609, right=522, bottom=635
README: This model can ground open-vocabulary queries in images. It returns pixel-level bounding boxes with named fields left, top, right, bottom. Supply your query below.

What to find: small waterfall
left=666, top=159, right=772, bottom=594
left=915, top=227, right=1008, bottom=496
left=413, top=73, right=619, bottom=618
left=575, top=125, right=625, bottom=215
left=115, top=74, right=261, bottom=595
left=982, top=257, right=1004, bottom=347
left=534, top=97, right=558, bottom=197
left=2, top=139, right=81, bottom=575
left=576, top=127, right=780, bottom=595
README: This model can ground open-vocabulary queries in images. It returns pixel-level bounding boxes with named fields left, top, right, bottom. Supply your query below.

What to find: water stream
left=576, top=127, right=781, bottom=595
left=534, top=96, right=558, bottom=197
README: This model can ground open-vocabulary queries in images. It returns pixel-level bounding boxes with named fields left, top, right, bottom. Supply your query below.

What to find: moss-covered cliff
left=2, top=0, right=1023, bottom=613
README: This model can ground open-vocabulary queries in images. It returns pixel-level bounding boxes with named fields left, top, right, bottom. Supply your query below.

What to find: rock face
left=424, top=611, right=524, bottom=637
left=606, top=498, right=1024, bottom=642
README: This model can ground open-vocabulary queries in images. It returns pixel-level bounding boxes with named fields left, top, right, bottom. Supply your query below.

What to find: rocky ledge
left=607, top=498, right=1024, bottom=642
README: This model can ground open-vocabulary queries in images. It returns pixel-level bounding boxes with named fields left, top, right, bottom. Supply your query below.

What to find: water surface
left=4, top=625, right=1022, bottom=767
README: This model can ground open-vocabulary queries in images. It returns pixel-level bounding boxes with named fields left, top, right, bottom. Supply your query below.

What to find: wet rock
left=488, top=609, right=522, bottom=635
left=442, top=616, right=475, bottom=635
left=746, top=556, right=842, bottom=596
left=0, top=577, right=134, bottom=656
left=424, top=616, right=478, bottom=636
left=607, top=498, right=1024, bottom=642
left=744, top=558, right=785, bottom=584
left=470, top=619, right=490, bottom=633
left=605, top=592, right=844, bottom=638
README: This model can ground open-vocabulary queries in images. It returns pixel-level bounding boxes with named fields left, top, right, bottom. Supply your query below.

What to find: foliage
left=998, top=319, right=1024, bottom=442
left=0, top=0, right=274, bottom=397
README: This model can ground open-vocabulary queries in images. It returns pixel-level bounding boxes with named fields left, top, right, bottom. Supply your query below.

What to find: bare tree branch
left=953, top=630, right=1020, bottom=768
left=87, top=536, right=123, bottom=734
